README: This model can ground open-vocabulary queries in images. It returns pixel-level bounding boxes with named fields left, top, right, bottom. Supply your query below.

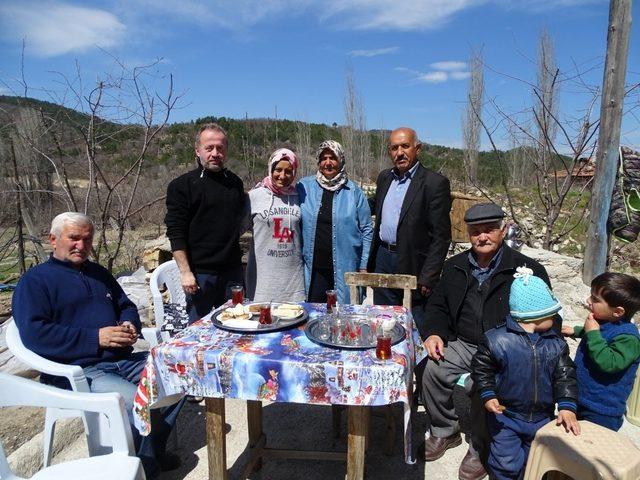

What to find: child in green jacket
left=562, top=272, right=640, bottom=430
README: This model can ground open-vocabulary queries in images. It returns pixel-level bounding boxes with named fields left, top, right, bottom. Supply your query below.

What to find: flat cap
left=464, top=202, right=506, bottom=225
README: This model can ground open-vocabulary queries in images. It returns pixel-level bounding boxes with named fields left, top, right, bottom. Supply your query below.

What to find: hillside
left=0, top=94, right=499, bottom=184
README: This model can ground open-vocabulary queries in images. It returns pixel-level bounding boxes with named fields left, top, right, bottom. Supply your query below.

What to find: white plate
left=272, top=304, right=304, bottom=319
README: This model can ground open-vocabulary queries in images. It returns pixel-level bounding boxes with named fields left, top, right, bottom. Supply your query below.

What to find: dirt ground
left=0, top=406, right=44, bottom=456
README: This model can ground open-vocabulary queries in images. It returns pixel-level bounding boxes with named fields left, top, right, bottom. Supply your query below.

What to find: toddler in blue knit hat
left=471, top=266, right=580, bottom=480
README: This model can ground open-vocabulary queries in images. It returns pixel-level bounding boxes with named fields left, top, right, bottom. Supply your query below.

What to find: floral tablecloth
left=133, top=303, right=426, bottom=463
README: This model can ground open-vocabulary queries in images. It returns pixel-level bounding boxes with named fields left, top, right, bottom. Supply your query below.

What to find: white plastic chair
left=142, top=260, right=186, bottom=348
left=0, top=372, right=145, bottom=480
left=5, top=320, right=112, bottom=466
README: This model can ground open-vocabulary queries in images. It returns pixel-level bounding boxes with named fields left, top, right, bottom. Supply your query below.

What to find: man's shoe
left=458, top=449, right=487, bottom=480
left=420, top=432, right=462, bottom=461
left=158, top=452, right=182, bottom=472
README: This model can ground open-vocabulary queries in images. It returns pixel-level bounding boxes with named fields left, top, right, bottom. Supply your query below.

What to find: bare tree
left=295, top=119, right=313, bottom=178
left=473, top=29, right=600, bottom=250
left=1, top=55, right=181, bottom=272
left=462, top=49, right=484, bottom=186
left=343, top=68, right=371, bottom=183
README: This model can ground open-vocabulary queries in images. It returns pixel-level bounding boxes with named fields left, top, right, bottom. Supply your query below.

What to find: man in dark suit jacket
left=368, top=127, right=452, bottom=329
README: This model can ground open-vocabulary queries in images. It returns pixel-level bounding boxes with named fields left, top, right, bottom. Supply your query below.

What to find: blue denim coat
left=297, top=177, right=373, bottom=304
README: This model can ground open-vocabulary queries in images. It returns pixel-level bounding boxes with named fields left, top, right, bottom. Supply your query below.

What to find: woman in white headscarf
left=297, top=140, right=373, bottom=304
left=245, top=148, right=305, bottom=303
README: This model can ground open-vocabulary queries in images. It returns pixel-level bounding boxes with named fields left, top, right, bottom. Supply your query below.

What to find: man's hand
left=484, top=399, right=505, bottom=414
left=181, top=271, right=198, bottom=295
left=98, top=326, right=137, bottom=348
left=120, top=321, right=138, bottom=335
left=424, top=335, right=445, bottom=361
left=556, top=410, right=581, bottom=435
left=358, top=268, right=367, bottom=272
left=561, top=326, right=575, bottom=337
left=419, top=285, right=432, bottom=297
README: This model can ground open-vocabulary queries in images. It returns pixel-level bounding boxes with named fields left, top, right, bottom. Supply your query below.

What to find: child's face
left=532, top=316, right=555, bottom=332
left=586, top=289, right=625, bottom=322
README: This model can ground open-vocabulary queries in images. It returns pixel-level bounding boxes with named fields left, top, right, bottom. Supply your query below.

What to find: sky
left=0, top=0, right=638, bottom=150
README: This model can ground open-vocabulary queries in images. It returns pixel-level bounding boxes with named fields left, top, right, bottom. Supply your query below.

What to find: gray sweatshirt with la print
left=245, top=186, right=305, bottom=303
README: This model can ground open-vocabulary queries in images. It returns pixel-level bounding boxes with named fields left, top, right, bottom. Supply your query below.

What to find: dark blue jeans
left=578, top=406, right=624, bottom=431
left=187, top=265, right=244, bottom=323
left=486, top=413, right=550, bottom=480
left=43, top=351, right=184, bottom=478
left=372, top=245, right=426, bottom=329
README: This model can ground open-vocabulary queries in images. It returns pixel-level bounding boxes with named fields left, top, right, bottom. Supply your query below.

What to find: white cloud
left=348, top=46, right=399, bottom=57
left=126, top=0, right=312, bottom=29
left=450, top=71, right=471, bottom=80
left=418, top=71, right=449, bottom=83
left=397, top=60, right=471, bottom=84
left=0, top=0, right=125, bottom=57
left=323, top=0, right=487, bottom=30
left=430, top=61, right=467, bottom=71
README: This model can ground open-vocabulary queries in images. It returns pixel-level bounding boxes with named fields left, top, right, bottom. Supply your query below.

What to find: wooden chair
left=345, top=272, right=416, bottom=310
left=332, top=272, right=417, bottom=456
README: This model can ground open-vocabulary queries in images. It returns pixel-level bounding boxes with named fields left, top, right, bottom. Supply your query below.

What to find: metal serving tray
left=304, top=313, right=406, bottom=350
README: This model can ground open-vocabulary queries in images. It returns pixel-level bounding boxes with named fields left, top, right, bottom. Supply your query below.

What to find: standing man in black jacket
left=165, top=123, right=246, bottom=322
left=418, top=203, right=552, bottom=480
left=368, top=127, right=452, bottom=329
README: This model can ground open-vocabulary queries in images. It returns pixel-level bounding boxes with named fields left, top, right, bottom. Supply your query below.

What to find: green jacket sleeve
left=583, top=330, right=640, bottom=373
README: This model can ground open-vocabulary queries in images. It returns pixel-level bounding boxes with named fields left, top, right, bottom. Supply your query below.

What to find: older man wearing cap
left=418, top=203, right=552, bottom=480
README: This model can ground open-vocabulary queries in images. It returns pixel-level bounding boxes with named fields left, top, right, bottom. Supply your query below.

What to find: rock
left=143, top=234, right=171, bottom=252
left=142, top=247, right=172, bottom=272
left=7, top=418, right=84, bottom=478
left=520, top=246, right=590, bottom=323
left=117, top=267, right=153, bottom=326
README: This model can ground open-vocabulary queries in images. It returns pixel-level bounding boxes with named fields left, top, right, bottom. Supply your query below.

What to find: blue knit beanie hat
left=509, top=266, right=562, bottom=322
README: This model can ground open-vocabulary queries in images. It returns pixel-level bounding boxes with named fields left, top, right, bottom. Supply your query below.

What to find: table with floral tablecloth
left=133, top=303, right=427, bottom=463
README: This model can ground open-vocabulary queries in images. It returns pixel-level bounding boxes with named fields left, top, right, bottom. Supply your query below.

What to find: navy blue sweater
left=12, top=256, right=141, bottom=367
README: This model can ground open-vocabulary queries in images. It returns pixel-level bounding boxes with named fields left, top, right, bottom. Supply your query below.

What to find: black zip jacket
left=420, top=244, right=551, bottom=342
left=165, top=167, right=245, bottom=273
left=471, top=315, right=578, bottom=422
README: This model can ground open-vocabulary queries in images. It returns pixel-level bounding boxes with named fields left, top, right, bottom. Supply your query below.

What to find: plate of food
left=212, top=302, right=308, bottom=333
left=218, top=303, right=253, bottom=321
left=271, top=303, right=305, bottom=320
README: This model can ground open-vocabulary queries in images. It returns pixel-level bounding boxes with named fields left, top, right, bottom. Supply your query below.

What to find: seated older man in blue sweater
left=12, top=212, right=182, bottom=479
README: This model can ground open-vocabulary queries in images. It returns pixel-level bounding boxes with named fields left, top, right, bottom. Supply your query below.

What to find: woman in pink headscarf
left=244, top=148, right=305, bottom=302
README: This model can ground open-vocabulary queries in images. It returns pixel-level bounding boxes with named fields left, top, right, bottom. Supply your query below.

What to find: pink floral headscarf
left=256, top=148, right=299, bottom=195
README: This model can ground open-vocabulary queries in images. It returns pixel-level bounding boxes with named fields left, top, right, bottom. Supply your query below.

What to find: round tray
left=212, top=303, right=308, bottom=333
left=304, top=314, right=406, bottom=350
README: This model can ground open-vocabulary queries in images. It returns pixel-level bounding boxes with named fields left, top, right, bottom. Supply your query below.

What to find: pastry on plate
left=219, top=304, right=252, bottom=321
left=272, top=304, right=303, bottom=319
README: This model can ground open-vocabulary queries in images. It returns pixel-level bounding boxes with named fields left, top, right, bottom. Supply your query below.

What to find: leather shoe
left=458, top=449, right=487, bottom=480
left=419, top=432, right=462, bottom=461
